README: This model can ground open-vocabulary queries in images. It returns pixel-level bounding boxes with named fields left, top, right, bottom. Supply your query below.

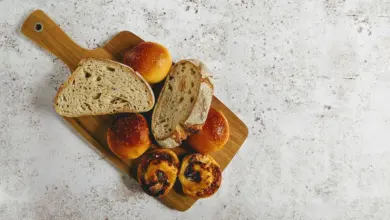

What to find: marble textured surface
left=1, top=0, right=390, bottom=219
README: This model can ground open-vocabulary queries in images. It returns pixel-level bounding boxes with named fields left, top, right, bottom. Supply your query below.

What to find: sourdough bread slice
left=54, top=58, right=155, bottom=117
left=152, top=59, right=214, bottom=148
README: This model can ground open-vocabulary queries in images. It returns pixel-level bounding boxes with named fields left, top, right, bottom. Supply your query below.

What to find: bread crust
left=153, top=59, right=214, bottom=148
left=53, top=57, right=155, bottom=117
left=107, top=114, right=151, bottom=159
left=155, top=124, right=187, bottom=147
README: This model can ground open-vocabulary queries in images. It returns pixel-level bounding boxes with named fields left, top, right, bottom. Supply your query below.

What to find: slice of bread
left=152, top=59, right=214, bottom=148
left=54, top=58, right=155, bottom=117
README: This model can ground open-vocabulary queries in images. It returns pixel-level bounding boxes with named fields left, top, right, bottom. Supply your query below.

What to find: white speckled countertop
left=2, top=0, right=390, bottom=219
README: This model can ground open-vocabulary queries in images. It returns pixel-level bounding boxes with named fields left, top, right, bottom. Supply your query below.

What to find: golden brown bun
left=187, top=108, right=230, bottom=153
left=123, top=42, right=172, bottom=84
left=107, top=114, right=151, bottom=160
left=137, top=149, right=180, bottom=197
left=178, top=153, right=222, bottom=198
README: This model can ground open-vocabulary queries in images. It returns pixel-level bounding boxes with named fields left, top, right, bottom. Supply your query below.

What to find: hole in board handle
left=34, top=22, right=43, bottom=32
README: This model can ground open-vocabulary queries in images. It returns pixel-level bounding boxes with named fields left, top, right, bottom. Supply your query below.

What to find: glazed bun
left=187, top=108, right=230, bottom=153
left=123, top=42, right=172, bottom=84
left=178, top=153, right=222, bottom=198
left=137, top=149, right=180, bottom=197
left=107, top=114, right=151, bottom=160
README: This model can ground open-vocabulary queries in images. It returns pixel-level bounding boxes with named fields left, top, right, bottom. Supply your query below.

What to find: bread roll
left=187, top=108, right=229, bottom=153
left=123, top=42, right=172, bottom=84
left=107, top=114, right=151, bottom=160
left=137, top=149, right=180, bottom=197
left=178, top=153, right=222, bottom=198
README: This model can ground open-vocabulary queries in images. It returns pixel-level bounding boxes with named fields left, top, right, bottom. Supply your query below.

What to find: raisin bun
left=137, top=149, right=180, bottom=197
left=178, top=153, right=222, bottom=198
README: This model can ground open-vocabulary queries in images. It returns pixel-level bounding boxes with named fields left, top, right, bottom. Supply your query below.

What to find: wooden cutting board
left=22, top=10, right=248, bottom=211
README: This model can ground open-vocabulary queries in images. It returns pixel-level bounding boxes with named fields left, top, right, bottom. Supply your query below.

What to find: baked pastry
left=107, top=114, right=151, bottom=160
left=188, top=108, right=230, bottom=153
left=178, top=153, right=222, bottom=198
left=152, top=60, right=214, bottom=148
left=137, top=149, right=180, bottom=197
left=123, top=42, right=172, bottom=84
left=54, top=58, right=155, bottom=117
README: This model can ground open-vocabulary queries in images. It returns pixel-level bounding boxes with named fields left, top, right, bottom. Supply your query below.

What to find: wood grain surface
left=21, top=9, right=248, bottom=211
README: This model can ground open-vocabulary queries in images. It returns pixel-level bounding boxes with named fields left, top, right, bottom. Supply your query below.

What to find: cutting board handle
left=21, top=10, right=87, bottom=70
